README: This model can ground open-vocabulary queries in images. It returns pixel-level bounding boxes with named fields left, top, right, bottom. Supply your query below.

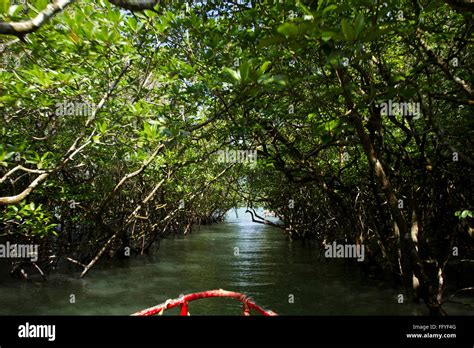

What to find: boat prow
left=132, top=289, right=278, bottom=316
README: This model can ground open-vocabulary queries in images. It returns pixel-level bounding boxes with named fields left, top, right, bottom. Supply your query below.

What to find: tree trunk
left=335, top=68, right=439, bottom=313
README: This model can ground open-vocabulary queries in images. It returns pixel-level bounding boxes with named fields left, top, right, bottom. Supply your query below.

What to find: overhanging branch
left=0, top=0, right=161, bottom=38
left=0, top=0, right=75, bottom=37
left=108, top=0, right=159, bottom=11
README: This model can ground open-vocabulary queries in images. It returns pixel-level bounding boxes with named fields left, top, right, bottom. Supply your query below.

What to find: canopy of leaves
left=0, top=0, right=472, bottom=312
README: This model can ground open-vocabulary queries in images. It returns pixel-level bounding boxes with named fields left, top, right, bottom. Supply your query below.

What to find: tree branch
left=0, top=59, right=131, bottom=205
left=108, top=0, right=159, bottom=12
left=0, top=165, right=49, bottom=184
left=416, top=28, right=474, bottom=98
left=0, top=0, right=163, bottom=38
left=0, top=0, right=75, bottom=37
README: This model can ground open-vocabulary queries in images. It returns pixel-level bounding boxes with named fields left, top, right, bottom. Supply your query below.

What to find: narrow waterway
left=0, top=209, right=468, bottom=315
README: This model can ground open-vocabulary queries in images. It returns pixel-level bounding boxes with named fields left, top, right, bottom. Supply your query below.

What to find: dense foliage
left=1, top=0, right=472, bottom=315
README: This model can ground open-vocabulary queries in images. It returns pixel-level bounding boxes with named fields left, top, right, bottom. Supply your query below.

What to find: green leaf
left=34, top=0, right=48, bottom=10
left=455, top=210, right=472, bottom=219
left=239, top=60, right=250, bottom=83
left=317, top=0, right=325, bottom=12
left=223, top=67, right=241, bottom=82
left=258, top=61, right=271, bottom=74
left=325, top=119, right=342, bottom=131
left=354, top=14, right=365, bottom=38
left=0, top=95, right=16, bottom=106
left=321, top=31, right=333, bottom=42
left=296, top=1, right=313, bottom=17
left=127, top=16, right=138, bottom=32
left=0, top=0, right=9, bottom=14
left=97, top=121, right=108, bottom=134
left=278, top=23, right=298, bottom=38
left=393, top=74, right=406, bottom=82
left=341, top=19, right=354, bottom=41
left=258, top=74, right=287, bottom=87
left=322, top=4, right=338, bottom=15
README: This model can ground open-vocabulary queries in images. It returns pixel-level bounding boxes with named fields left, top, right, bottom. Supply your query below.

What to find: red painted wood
left=180, top=301, right=189, bottom=316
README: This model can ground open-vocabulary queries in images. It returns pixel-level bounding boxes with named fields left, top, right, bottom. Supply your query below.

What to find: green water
left=0, top=209, right=469, bottom=315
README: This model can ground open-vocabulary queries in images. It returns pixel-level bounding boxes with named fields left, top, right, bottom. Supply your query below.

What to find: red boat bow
left=131, top=289, right=278, bottom=316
